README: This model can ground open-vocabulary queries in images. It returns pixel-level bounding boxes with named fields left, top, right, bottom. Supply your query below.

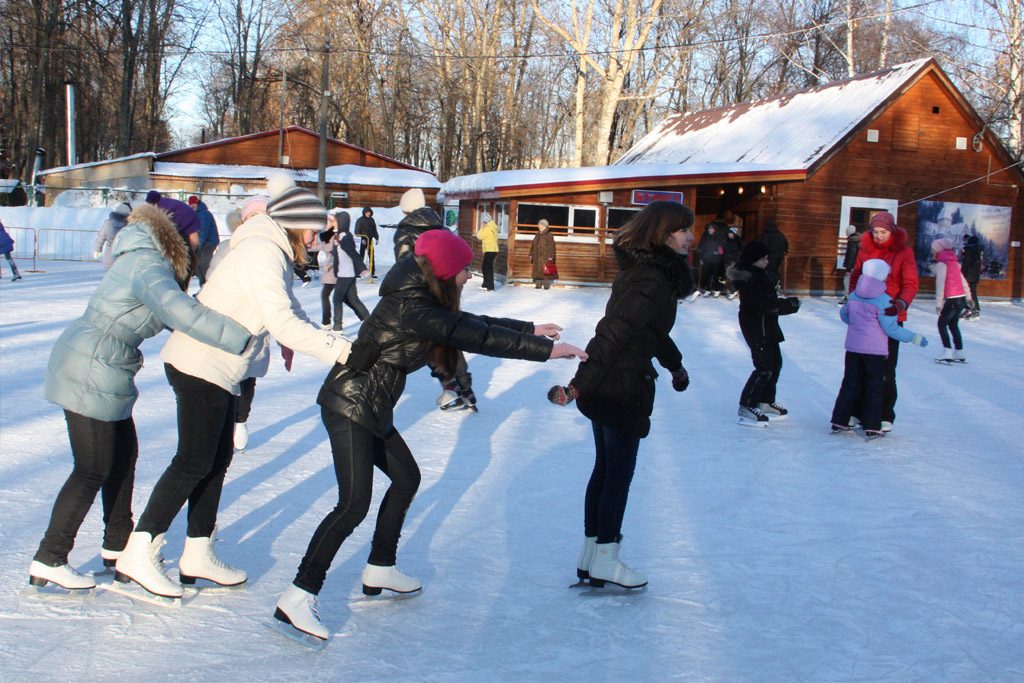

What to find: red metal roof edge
left=156, top=126, right=433, bottom=175
left=481, top=168, right=808, bottom=195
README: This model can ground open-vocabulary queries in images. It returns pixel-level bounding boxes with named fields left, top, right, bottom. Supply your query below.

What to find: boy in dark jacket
left=727, top=240, right=801, bottom=426
left=354, top=207, right=379, bottom=279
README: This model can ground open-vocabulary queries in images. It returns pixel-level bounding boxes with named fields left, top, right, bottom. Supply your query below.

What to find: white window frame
left=837, top=195, right=898, bottom=269
left=513, top=201, right=601, bottom=243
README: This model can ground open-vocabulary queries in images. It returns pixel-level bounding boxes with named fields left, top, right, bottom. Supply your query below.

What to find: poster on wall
left=914, top=200, right=1011, bottom=279
left=443, top=204, right=459, bottom=232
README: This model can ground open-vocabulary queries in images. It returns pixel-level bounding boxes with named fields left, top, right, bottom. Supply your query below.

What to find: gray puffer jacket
left=44, top=204, right=250, bottom=421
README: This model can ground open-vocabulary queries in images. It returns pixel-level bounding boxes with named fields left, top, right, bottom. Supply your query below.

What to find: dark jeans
left=699, top=260, right=723, bottom=292
left=584, top=421, right=641, bottom=544
left=294, top=410, right=421, bottom=595
left=938, top=297, right=966, bottom=349
left=739, top=341, right=782, bottom=408
left=236, top=376, right=257, bottom=424
left=34, top=411, right=138, bottom=565
left=481, top=252, right=497, bottom=290
left=331, top=277, right=370, bottom=330
left=320, top=283, right=335, bottom=325
left=135, top=364, right=235, bottom=538
left=832, top=351, right=886, bottom=431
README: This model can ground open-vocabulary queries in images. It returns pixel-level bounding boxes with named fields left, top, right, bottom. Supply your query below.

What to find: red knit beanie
left=414, top=229, right=474, bottom=279
left=868, top=211, right=896, bottom=231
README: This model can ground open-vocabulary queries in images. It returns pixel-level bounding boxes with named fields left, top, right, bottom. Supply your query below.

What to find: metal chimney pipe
left=30, top=147, right=46, bottom=206
left=65, top=81, right=77, bottom=166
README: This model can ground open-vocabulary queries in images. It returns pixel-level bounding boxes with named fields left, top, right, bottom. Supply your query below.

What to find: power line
left=898, top=159, right=1024, bottom=207
left=3, top=0, right=965, bottom=62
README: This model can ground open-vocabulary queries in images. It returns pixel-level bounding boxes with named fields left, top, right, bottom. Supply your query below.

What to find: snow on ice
left=0, top=257, right=1022, bottom=680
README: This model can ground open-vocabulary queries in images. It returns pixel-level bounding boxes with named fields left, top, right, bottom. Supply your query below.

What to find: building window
left=477, top=202, right=510, bottom=239
left=514, top=202, right=600, bottom=241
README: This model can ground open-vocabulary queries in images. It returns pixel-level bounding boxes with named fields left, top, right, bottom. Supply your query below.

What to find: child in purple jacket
left=830, top=259, right=928, bottom=439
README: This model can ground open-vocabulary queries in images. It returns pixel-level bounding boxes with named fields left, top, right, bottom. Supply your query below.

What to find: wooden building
left=38, top=126, right=440, bottom=209
left=442, top=59, right=1023, bottom=300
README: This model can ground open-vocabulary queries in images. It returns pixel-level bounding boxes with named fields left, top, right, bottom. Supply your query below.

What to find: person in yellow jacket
left=476, top=212, right=499, bottom=291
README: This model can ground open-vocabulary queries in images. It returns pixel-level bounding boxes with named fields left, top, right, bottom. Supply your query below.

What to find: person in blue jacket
left=28, top=203, right=250, bottom=592
left=189, top=195, right=220, bottom=286
left=0, top=218, right=21, bottom=281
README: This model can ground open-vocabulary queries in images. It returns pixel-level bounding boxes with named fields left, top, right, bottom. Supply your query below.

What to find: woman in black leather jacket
left=274, top=229, right=587, bottom=642
left=550, top=200, right=694, bottom=591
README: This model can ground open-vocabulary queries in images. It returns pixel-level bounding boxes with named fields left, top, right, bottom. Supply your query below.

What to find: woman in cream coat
left=115, top=176, right=353, bottom=599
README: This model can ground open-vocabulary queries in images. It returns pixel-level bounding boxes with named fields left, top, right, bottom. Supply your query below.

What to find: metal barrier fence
left=4, top=227, right=100, bottom=271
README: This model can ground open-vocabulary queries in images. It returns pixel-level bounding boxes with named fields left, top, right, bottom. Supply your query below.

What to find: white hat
left=862, top=258, right=890, bottom=282
left=399, top=188, right=426, bottom=214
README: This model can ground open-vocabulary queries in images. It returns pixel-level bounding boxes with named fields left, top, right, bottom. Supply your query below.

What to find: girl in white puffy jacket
left=114, top=176, right=354, bottom=600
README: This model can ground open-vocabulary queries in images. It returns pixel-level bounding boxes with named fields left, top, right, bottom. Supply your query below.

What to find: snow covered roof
left=442, top=162, right=796, bottom=197
left=152, top=162, right=441, bottom=189
left=615, top=58, right=934, bottom=169
left=442, top=59, right=935, bottom=198
left=36, top=152, right=156, bottom=177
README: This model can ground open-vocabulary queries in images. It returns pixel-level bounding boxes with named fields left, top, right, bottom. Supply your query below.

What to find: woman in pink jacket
left=931, top=238, right=972, bottom=363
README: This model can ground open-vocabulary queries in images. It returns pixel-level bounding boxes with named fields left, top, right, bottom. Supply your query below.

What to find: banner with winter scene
left=914, top=200, right=1011, bottom=280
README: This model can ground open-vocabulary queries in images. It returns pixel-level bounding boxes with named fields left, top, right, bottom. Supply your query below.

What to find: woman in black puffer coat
left=274, top=229, right=587, bottom=642
left=551, top=200, right=694, bottom=591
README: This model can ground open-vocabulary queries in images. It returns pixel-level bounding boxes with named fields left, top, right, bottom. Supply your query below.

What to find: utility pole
left=278, top=69, right=287, bottom=166
left=318, top=40, right=330, bottom=203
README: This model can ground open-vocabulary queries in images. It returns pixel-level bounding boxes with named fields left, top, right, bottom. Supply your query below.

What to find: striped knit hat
left=265, top=174, right=327, bottom=232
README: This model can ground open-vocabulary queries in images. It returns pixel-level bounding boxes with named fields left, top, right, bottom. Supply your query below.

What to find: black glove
left=548, top=384, right=578, bottom=406
left=780, top=296, right=801, bottom=315
left=671, top=366, right=690, bottom=392
left=344, top=338, right=378, bottom=371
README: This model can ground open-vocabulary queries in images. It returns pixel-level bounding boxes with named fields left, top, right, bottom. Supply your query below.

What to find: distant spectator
left=529, top=219, right=557, bottom=289
left=695, top=219, right=727, bottom=297
left=354, top=207, right=379, bottom=279
left=475, top=212, right=499, bottom=291
left=93, top=203, right=132, bottom=270
left=188, top=195, right=220, bottom=286
left=839, top=225, right=861, bottom=304
left=1, top=218, right=23, bottom=281
left=960, top=234, right=982, bottom=319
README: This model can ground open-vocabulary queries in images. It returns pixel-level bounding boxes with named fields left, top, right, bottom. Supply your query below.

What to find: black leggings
left=740, top=341, right=782, bottom=408
left=135, top=364, right=235, bottom=539
left=938, top=297, right=966, bottom=349
left=293, top=410, right=421, bottom=595
left=34, top=411, right=138, bottom=565
left=584, top=421, right=640, bottom=544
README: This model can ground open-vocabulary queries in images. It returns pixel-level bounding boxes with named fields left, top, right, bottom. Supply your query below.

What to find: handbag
left=542, top=258, right=558, bottom=278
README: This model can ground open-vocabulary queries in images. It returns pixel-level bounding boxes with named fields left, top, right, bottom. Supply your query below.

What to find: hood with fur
left=116, top=203, right=191, bottom=283
left=860, top=224, right=909, bottom=259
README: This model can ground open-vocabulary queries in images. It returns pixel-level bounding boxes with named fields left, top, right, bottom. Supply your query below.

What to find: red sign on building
left=631, top=189, right=684, bottom=205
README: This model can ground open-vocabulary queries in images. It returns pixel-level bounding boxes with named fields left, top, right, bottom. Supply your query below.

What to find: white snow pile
left=0, top=261, right=1022, bottom=680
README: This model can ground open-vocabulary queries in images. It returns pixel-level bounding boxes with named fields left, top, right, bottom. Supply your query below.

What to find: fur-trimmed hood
left=116, top=203, right=191, bottom=282
left=860, top=224, right=910, bottom=260
left=614, top=245, right=693, bottom=298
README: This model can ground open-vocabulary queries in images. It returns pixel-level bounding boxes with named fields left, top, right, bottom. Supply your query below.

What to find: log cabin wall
left=764, top=71, right=1022, bottom=298
left=160, top=129, right=413, bottom=170
left=147, top=175, right=438, bottom=213
left=449, top=69, right=1022, bottom=297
